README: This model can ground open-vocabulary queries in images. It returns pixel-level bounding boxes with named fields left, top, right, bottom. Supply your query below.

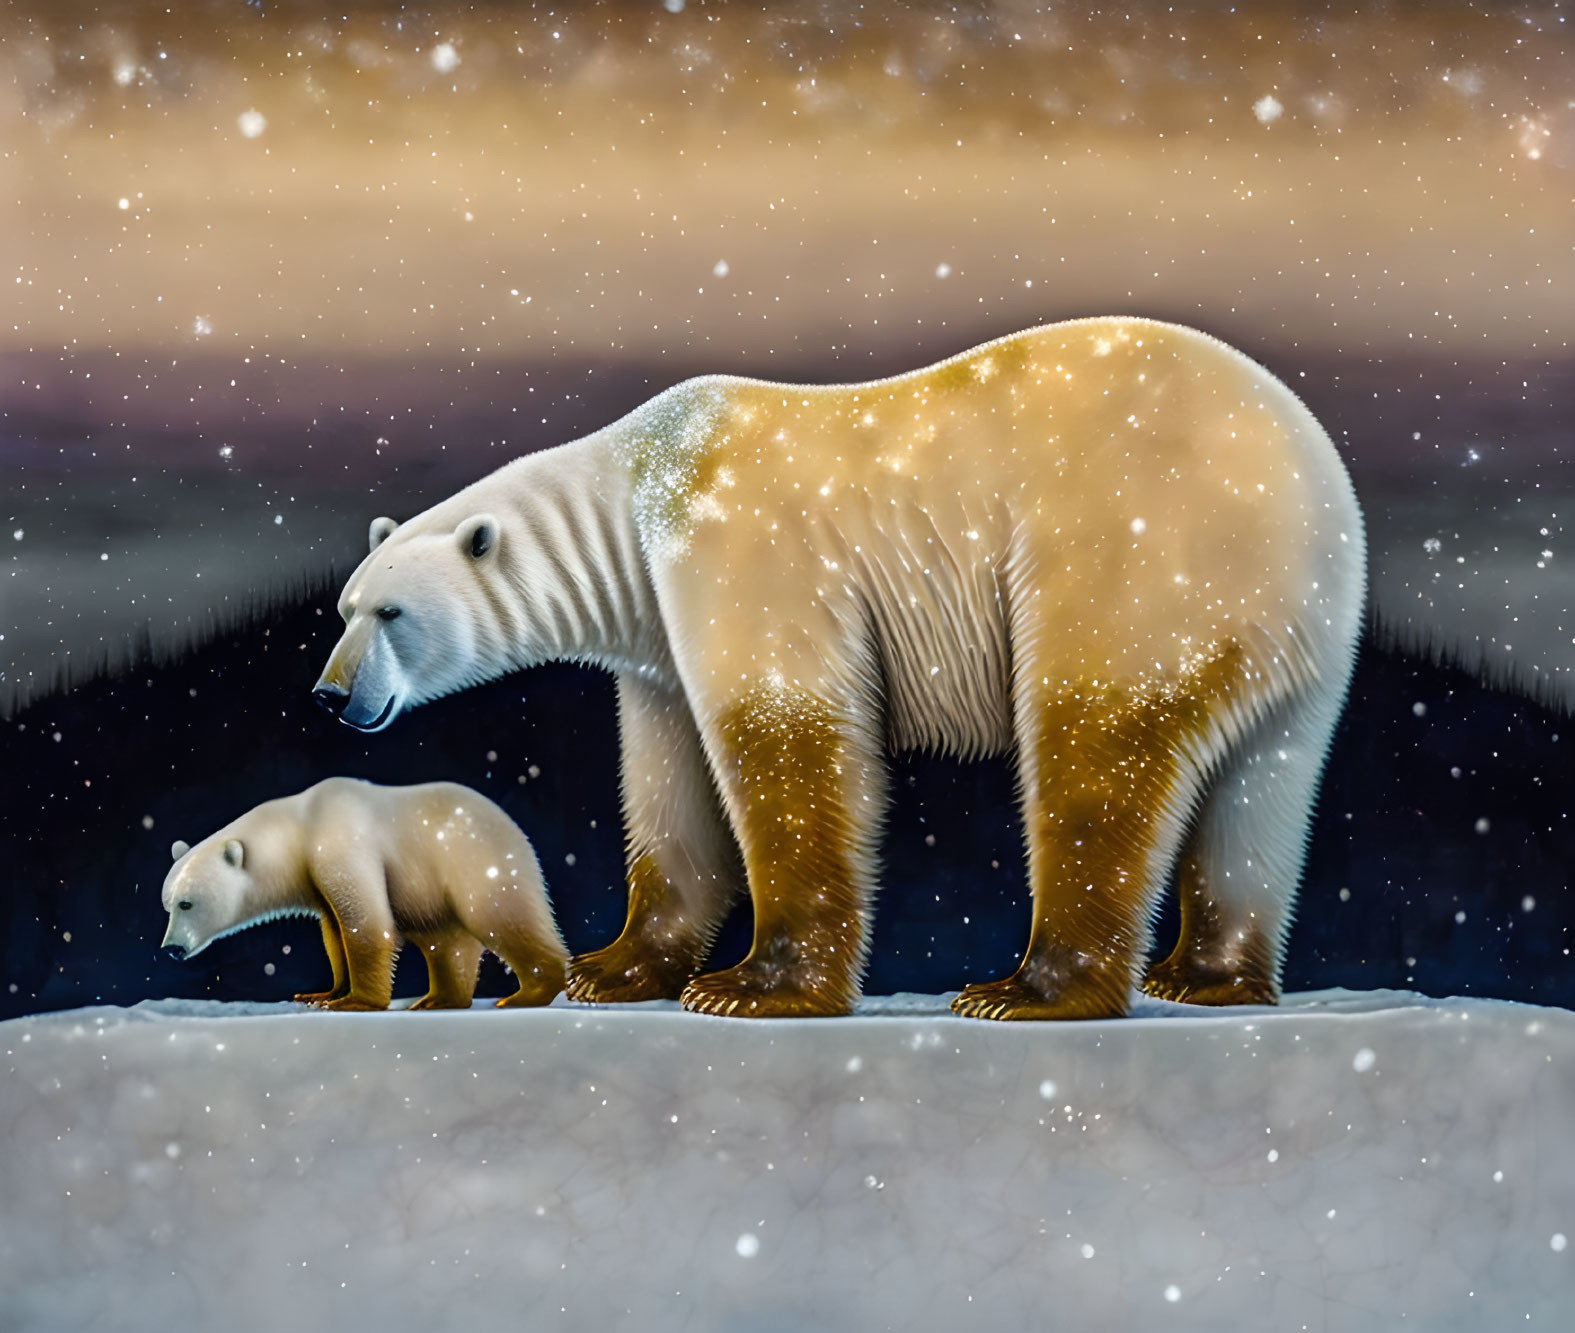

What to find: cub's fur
left=161, top=778, right=566, bottom=1010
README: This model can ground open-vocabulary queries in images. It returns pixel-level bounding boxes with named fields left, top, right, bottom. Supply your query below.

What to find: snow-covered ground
left=2, top=990, right=1571, bottom=1331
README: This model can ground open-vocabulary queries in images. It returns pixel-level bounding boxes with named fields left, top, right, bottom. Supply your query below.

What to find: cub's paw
left=293, top=990, right=341, bottom=1006
left=950, top=972, right=1127, bottom=1022
left=495, top=977, right=562, bottom=1008
left=680, top=961, right=849, bottom=1018
left=1142, top=953, right=1278, bottom=1007
left=566, top=942, right=696, bottom=1005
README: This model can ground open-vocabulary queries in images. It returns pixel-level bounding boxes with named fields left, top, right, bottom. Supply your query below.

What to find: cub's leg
left=1143, top=687, right=1343, bottom=1006
left=449, top=818, right=567, bottom=1008
left=409, top=934, right=483, bottom=1010
left=952, top=653, right=1242, bottom=1021
left=308, top=850, right=399, bottom=1011
left=490, top=924, right=567, bottom=1008
left=680, top=678, right=886, bottom=1018
left=567, top=672, right=742, bottom=1003
left=295, top=914, right=349, bottom=1005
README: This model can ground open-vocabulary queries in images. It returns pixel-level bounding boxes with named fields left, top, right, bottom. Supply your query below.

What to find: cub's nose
left=163, top=943, right=187, bottom=961
left=312, top=681, right=349, bottom=715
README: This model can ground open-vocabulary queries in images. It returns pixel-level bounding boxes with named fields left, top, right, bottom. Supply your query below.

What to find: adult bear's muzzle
left=314, top=622, right=400, bottom=731
left=311, top=681, right=349, bottom=716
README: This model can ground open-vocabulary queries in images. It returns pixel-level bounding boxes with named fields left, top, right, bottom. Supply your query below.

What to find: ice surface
left=2, top=990, right=1571, bottom=1331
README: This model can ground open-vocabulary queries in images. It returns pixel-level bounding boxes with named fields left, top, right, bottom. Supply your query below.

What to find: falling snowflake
left=193, top=315, right=213, bottom=338
left=1253, top=95, right=1284, bottom=125
left=432, top=43, right=461, bottom=74
left=237, top=109, right=267, bottom=139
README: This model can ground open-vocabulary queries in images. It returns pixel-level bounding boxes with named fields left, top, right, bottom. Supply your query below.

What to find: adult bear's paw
left=680, top=960, right=850, bottom=1018
left=1141, top=951, right=1278, bottom=1007
left=950, top=970, right=1128, bottom=1022
left=566, top=940, right=696, bottom=1004
left=317, top=994, right=388, bottom=1012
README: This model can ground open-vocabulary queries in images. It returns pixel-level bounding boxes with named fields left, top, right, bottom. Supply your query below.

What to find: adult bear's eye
left=179, top=901, right=193, bottom=911
left=376, top=606, right=402, bottom=622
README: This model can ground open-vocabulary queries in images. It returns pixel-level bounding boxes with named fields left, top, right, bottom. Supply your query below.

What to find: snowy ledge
left=2, top=990, right=1572, bottom=1332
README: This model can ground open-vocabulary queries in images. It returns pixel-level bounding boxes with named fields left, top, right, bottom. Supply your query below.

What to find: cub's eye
left=178, top=901, right=193, bottom=911
left=376, top=606, right=402, bottom=622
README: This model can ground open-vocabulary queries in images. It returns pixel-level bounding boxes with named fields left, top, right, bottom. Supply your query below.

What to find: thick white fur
left=320, top=318, right=1365, bottom=1015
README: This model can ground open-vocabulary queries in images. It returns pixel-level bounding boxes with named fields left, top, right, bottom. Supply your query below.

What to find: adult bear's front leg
left=680, top=682, right=884, bottom=1019
left=566, top=672, right=742, bottom=1004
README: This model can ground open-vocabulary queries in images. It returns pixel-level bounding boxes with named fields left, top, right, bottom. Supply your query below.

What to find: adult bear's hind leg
left=1143, top=687, right=1342, bottom=1006
left=953, top=650, right=1243, bottom=1021
left=567, top=672, right=742, bottom=1004
left=680, top=682, right=885, bottom=1018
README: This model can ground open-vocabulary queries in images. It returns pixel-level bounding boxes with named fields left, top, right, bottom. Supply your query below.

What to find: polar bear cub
left=160, top=778, right=567, bottom=1010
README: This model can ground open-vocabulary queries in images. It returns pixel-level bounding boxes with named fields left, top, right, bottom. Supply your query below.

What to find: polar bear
left=160, top=778, right=567, bottom=1010
left=315, top=318, right=1365, bottom=1021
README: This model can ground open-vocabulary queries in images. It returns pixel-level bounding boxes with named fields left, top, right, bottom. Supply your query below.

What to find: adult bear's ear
left=457, top=513, right=499, bottom=561
left=223, top=839, right=244, bottom=869
left=368, top=516, right=399, bottom=552
left=170, top=840, right=190, bottom=862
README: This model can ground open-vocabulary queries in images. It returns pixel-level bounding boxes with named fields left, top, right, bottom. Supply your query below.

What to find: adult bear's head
left=314, top=509, right=507, bottom=732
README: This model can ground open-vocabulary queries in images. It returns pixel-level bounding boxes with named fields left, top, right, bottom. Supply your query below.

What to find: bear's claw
left=680, top=961, right=849, bottom=1018
left=409, top=993, right=472, bottom=1010
left=950, top=973, right=1127, bottom=1022
left=566, top=943, right=697, bottom=1005
left=1141, top=955, right=1278, bottom=1007
left=318, top=994, right=387, bottom=1012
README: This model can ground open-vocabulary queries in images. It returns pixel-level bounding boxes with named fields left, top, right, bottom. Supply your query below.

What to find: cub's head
left=314, top=511, right=505, bottom=732
left=160, top=834, right=254, bottom=961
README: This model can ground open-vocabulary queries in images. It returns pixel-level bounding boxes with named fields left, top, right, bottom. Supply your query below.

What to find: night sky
left=2, top=0, right=1572, bottom=1015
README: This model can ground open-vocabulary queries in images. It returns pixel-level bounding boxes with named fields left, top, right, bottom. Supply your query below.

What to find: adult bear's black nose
left=163, top=943, right=187, bottom=961
left=312, top=682, right=349, bottom=715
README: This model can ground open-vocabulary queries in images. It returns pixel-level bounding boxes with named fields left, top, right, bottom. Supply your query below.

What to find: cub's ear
left=170, top=839, right=190, bottom=862
left=223, top=839, right=245, bottom=869
left=457, top=513, right=499, bottom=561
left=368, top=516, right=399, bottom=552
